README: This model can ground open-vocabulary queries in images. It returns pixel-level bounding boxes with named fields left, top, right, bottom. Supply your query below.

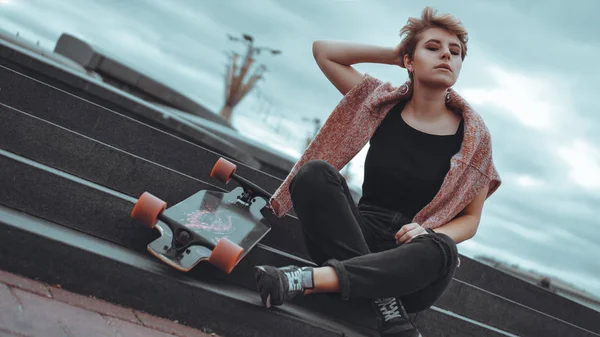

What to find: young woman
left=254, top=7, right=501, bottom=337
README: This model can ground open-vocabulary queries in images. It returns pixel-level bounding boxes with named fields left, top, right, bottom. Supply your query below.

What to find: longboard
left=131, top=157, right=273, bottom=273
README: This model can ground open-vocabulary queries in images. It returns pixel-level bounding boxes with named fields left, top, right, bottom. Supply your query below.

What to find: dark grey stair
left=455, top=255, right=600, bottom=334
left=0, top=205, right=518, bottom=337
left=437, top=278, right=600, bottom=337
left=0, top=59, right=261, bottom=170
left=0, top=62, right=281, bottom=199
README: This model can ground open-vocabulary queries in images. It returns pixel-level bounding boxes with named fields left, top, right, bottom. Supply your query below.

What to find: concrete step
left=0, top=58, right=261, bottom=170
left=0, top=205, right=517, bottom=337
left=436, top=279, right=599, bottom=337
left=0, top=61, right=286, bottom=207
left=1, top=131, right=599, bottom=336
left=455, top=255, right=600, bottom=334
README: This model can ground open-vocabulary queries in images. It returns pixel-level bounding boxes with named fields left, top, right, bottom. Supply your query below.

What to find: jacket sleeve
left=483, top=147, right=502, bottom=199
left=268, top=73, right=383, bottom=217
left=478, top=122, right=502, bottom=199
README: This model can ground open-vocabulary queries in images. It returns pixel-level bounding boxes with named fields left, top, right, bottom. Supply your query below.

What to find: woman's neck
left=404, top=80, right=449, bottom=121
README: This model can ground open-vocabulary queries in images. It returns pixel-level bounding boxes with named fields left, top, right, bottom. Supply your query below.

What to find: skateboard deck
left=148, top=187, right=270, bottom=272
left=131, top=157, right=274, bottom=273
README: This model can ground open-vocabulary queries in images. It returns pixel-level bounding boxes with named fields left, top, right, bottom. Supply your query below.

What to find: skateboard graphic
left=131, top=157, right=273, bottom=274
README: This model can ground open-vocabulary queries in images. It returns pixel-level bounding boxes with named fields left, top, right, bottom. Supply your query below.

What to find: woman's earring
left=400, top=82, right=410, bottom=95
left=445, top=89, right=451, bottom=103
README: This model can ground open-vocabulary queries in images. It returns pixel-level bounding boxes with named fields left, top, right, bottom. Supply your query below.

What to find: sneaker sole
left=254, top=266, right=272, bottom=309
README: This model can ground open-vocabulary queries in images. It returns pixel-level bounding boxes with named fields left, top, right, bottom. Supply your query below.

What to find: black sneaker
left=254, top=265, right=314, bottom=308
left=373, top=297, right=422, bottom=337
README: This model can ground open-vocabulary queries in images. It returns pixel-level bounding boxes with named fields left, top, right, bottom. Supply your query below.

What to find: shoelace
left=284, top=268, right=303, bottom=292
left=375, top=297, right=404, bottom=322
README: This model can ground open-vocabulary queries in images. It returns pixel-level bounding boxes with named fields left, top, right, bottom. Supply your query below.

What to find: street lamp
left=220, top=33, right=281, bottom=122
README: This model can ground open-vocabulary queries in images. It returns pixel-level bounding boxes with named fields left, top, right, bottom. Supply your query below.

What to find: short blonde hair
left=397, top=7, right=468, bottom=80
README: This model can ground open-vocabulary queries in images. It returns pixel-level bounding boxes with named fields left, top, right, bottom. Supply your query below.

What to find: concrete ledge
left=54, top=33, right=232, bottom=128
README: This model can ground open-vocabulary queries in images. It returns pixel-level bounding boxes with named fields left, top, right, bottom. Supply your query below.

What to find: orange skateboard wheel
left=210, top=157, right=236, bottom=184
left=131, top=192, right=167, bottom=228
left=208, top=238, right=244, bottom=274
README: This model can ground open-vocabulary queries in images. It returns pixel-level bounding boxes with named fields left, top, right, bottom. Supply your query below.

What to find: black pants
left=289, top=160, right=459, bottom=313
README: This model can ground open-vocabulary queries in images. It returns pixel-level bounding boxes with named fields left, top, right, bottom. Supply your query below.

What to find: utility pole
left=220, top=33, right=281, bottom=122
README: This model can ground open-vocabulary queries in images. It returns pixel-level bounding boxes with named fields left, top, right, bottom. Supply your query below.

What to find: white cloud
left=461, top=66, right=570, bottom=131
left=499, top=171, right=547, bottom=189
left=346, top=144, right=370, bottom=189
left=501, top=221, right=554, bottom=244
left=235, top=0, right=314, bottom=34
left=557, top=140, right=600, bottom=190
left=515, top=175, right=544, bottom=188
left=232, top=113, right=303, bottom=160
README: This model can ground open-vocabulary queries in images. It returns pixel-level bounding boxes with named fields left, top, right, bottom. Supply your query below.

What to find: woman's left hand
left=395, top=223, right=428, bottom=245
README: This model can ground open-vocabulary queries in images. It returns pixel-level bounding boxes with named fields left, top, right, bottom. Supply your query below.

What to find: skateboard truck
left=233, top=173, right=272, bottom=204
left=157, top=212, right=214, bottom=259
left=210, top=158, right=273, bottom=205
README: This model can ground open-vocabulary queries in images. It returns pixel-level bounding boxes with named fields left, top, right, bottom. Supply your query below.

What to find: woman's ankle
left=304, top=266, right=340, bottom=294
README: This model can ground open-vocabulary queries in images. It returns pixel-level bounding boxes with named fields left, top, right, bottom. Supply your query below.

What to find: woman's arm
left=433, top=184, right=490, bottom=244
left=313, top=40, right=401, bottom=66
left=312, top=41, right=401, bottom=96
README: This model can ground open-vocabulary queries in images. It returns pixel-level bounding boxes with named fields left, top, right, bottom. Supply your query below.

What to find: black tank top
left=359, top=102, right=464, bottom=219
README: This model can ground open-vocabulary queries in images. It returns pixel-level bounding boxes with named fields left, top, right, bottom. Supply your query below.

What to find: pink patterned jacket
left=269, top=73, right=501, bottom=230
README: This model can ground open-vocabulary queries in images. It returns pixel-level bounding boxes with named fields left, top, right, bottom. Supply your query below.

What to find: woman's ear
left=403, top=54, right=413, bottom=72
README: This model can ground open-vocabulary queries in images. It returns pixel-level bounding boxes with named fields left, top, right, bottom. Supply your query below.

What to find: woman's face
left=405, top=27, right=463, bottom=88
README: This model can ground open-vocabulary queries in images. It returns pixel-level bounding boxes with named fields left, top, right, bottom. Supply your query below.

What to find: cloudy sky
left=1, top=0, right=599, bottom=300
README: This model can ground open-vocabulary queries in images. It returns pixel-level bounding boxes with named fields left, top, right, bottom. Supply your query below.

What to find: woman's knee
left=434, top=232, right=458, bottom=260
left=397, top=234, right=458, bottom=312
left=289, top=160, right=338, bottom=194
left=430, top=232, right=459, bottom=276
left=411, top=232, right=458, bottom=273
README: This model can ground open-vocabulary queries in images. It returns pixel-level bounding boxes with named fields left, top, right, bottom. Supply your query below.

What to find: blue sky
left=1, top=0, right=599, bottom=299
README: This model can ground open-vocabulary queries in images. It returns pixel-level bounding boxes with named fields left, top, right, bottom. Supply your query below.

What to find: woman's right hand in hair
left=313, top=40, right=404, bottom=95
